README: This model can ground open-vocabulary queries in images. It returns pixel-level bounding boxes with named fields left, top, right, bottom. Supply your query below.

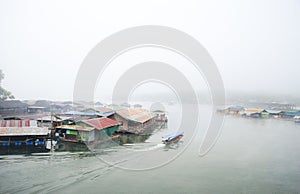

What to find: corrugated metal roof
left=56, top=125, right=94, bottom=132
left=0, top=127, right=49, bottom=136
left=116, top=109, right=156, bottom=123
left=244, top=108, right=263, bottom=113
left=0, top=120, right=37, bottom=127
left=94, top=107, right=114, bottom=117
left=82, top=118, right=120, bottom=130
left=97, top=112, right=114, bottom=117
left=265, top=110, right=282, bottom=114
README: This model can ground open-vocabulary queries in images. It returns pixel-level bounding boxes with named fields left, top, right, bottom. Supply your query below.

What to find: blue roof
left=63, top=111, right=96, bottom=116
left=162, top=132, right=184, bottom=140
left=98, top=111, right=114, bottom=117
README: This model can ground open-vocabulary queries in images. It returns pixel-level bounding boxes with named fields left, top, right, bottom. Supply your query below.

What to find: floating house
left=240, top=108, right=263, bottom=118
left=225, top=105, right=245, bottom=115
left=262, top=110, right=282, bottom=118
left=55, top=125, right=94, bottom=143
left=115, top=109, right=157, bottom=134
left=79, top=117, right=120, bottom=138
left=241, top=109, right=283, bottom=118
left=217, top=105, right=244, bottom=115
left=280, top=111, right=300, bottom=118
left=0, top=120, right=49, bottom=153
left=56, top=118, right=120, bottom=144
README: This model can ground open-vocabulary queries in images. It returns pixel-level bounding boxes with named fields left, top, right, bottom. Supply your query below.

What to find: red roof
left=82, top=117, right=120, bottom=130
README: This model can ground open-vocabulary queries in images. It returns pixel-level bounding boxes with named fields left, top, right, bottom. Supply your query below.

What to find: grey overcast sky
left=0, top=0, right=299, bottom=101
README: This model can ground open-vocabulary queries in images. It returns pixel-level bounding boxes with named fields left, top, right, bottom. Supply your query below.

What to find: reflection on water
left=119, top=133, right=151, bottom=145
left=0, top=145, right=49, bottom=155
left=56, top=142, right=90, bottom=152
left=163, top=140, right=183, bottom=151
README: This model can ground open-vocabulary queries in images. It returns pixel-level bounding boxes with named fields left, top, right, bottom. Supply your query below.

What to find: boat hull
left=162, top=134, right=183, bottom=144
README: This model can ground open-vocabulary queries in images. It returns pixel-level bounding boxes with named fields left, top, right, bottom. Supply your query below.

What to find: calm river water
left=1, top=104, right=300, bottom=193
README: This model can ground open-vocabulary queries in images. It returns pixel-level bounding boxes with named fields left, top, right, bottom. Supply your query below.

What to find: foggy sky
left=0, top=0, right=299, bottom=101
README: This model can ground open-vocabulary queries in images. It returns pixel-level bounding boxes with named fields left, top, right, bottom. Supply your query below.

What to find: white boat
left=294, top=115, right=300, bottom=123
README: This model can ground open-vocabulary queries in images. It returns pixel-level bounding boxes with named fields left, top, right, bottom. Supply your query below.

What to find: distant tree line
left=0, top=69, right=14, bottom=102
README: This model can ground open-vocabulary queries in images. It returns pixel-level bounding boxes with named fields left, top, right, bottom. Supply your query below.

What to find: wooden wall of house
left=127, top=121, right=143, bottom=133
left=114, top=114, right=129, bottom=131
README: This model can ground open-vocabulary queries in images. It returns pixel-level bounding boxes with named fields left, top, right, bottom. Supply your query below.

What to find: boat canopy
left=162, top=132, right=184, bottom=140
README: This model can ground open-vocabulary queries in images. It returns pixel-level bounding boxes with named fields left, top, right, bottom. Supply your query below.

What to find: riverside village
left=0, top=99, right=300, bottom=154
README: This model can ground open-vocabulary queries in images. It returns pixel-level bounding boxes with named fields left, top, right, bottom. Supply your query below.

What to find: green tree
left=0, top=70, right=14, bottom=102
left=0, top=70, right=4, bottom=81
